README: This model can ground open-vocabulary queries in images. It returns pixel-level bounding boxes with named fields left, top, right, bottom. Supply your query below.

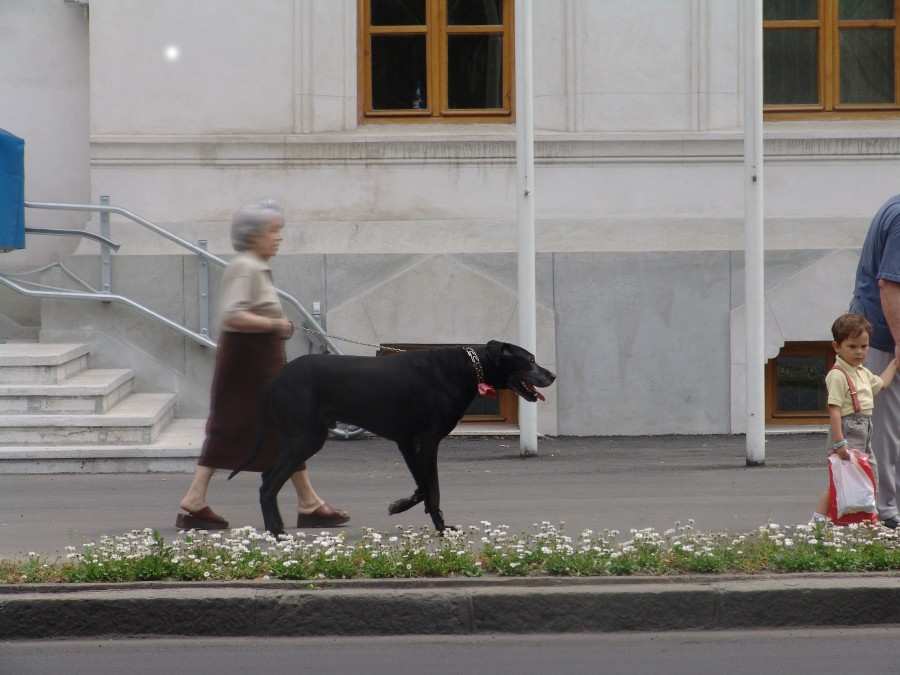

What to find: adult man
left=850, top=194, right=900, bottom=529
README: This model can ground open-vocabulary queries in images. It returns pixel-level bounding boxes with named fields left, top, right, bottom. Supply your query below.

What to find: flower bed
left=3, top=520, right=900, bottom=584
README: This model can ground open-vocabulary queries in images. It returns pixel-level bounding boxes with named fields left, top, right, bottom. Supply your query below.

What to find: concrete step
left=0, top=343, right=89, bottom=384
left=0, top=418, right=206, bottom=473
left=0, top=392, right=177, bottom=446
left=0, top=420, right=518, bottom=474
left=0, top=368, right=135, bottom=414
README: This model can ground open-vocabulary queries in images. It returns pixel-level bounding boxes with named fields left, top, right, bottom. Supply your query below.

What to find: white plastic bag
left=828, top=453, right=877, bottom=518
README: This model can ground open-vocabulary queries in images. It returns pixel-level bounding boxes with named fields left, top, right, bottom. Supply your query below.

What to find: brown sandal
left=175, top=505, right=229, bottom=530
left=296, top=503, right=350, bottom=528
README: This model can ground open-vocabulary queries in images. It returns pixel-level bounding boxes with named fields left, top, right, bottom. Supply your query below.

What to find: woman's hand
left=271, top=317, right=294, bottom=340
left=222, top=311, right=293, bottom=338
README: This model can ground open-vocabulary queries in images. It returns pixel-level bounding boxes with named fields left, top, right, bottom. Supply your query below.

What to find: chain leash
left=294, top=322, right=405, bottom=353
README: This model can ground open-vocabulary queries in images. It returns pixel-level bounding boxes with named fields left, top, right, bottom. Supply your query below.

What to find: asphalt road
left=0, top=434, right=827, bottom=559
left=3, top=627, right=900, bottom=675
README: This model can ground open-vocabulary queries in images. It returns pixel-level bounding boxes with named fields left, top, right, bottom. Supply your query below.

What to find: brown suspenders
left=830, top=364, right=861, bottom=414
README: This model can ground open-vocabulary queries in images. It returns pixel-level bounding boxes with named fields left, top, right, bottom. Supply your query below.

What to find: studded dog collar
left=464, top=347, right=498, bottom=398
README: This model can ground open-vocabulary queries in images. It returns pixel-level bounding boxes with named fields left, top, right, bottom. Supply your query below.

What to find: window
left=378, top=344, right=518, bottom=425
left=358, top=0, right=514, bottom=123
left=763, top=0, right=900, bottom=118
left=765, top=342, right=835, bottom=424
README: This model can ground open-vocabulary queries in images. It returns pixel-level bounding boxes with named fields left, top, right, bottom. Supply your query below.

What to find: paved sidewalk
left=0, top=433, right=830, bottom=559
left=5, top=432, right=900, bottom=638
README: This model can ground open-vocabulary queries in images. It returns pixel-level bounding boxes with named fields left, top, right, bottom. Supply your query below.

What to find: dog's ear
left=485, top=340, right=503, bottom=366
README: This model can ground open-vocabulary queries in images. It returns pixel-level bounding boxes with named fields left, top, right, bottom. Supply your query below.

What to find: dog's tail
left=227, top=388, right=271, bottom=480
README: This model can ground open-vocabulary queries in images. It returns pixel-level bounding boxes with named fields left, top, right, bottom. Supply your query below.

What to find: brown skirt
left=198, top=331, right=304, bottom=473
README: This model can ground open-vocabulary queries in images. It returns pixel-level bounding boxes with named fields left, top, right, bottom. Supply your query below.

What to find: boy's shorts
left=827, top=413, right=879, bottom=487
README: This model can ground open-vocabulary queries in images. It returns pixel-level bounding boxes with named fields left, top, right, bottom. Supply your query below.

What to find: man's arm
left=879, top=278, right=900, bottom=362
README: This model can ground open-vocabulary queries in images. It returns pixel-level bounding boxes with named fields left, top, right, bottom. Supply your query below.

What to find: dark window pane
left=764, top=29, right=819, bottom=104
left=764, top=0, right=817, bottom=21
left=776, top=356, right=828, bottom=413
left=840, top=28, right=895, bottom=103
left=371, top=36, right=427, bottom=110
left=447, top=34, right=503, bottom=109
left=466, top=396, right=500, bottom=416
left=839, top=0, right=894, bottom=20
left=371, top=0, right=425, bottom=26
left=448, top=0, right=503, bottom=25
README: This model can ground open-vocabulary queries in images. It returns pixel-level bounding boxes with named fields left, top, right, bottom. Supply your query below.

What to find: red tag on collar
left=478, top=382, right=498, bottom=398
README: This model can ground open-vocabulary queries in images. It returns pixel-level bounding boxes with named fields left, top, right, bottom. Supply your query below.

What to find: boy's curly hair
left=832, top=313, right=873, bottom=343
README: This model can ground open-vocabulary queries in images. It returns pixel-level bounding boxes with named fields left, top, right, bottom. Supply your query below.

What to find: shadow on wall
left=730, top=249, right=859, bottom=433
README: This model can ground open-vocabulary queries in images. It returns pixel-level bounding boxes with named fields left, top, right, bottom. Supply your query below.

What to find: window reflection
left=371, top=36, right=427, bottom=110
left=371, top=0, right=425, bottom=26
left=448, top=35, right=503, bottom=109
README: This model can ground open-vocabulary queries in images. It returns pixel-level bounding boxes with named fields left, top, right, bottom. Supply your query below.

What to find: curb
left=3, top=575, right=900, bottom=639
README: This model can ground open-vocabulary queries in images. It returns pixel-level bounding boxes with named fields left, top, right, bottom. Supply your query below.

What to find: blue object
left=0, top=128, right=25, bottom=251
left=850, top=193, right=900, bottom=352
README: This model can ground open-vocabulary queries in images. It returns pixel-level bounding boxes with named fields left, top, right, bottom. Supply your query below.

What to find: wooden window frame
left=764, top=0, right=900, bottom=120
left=377, top=344, right=518, bottom=425
left=357, top=0, right=515, bottom=124
left=765, top=341, right=835, bottom=425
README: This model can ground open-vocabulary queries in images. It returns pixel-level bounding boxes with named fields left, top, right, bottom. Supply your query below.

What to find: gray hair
left=230, top=199, right=284, bottom=252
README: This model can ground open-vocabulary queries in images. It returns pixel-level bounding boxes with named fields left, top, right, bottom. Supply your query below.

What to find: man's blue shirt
left=851, top=194, right=900, bottom=352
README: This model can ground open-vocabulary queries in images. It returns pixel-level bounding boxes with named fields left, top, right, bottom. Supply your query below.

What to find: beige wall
left=3, top=1, right=900, bottom=435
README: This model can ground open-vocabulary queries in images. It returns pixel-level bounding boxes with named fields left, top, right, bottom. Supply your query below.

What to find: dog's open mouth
left=519, top=379, right=545, bottom=402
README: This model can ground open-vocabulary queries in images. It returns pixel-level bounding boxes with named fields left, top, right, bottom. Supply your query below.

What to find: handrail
left=22, top=200, right=342, bottom=355
left=24, top=226, right=121, bottom=251
left=0, top=275, right=218, bottom=348
left=11, top=199, right=363, bottom=438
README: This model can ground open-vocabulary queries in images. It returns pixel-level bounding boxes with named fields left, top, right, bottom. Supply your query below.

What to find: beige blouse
left=219, top=251, right=283, bottom=331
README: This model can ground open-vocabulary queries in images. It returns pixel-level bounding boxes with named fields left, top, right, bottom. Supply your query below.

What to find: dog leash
left=293, top=322, right=404, bottom=353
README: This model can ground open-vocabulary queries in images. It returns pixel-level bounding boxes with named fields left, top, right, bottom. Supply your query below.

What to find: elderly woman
left=177, top=199, right=349, bottom=530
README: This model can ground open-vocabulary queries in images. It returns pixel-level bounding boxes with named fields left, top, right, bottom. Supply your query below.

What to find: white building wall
left=3, top=1, right=900, bottom=435
left=0, top=1, right=90, bottom=241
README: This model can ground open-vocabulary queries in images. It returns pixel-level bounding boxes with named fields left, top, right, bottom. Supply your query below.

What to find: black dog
left=230, top=340, right=556, bottom=535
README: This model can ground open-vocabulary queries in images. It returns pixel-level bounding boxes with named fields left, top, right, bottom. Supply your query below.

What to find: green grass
left=3, top=520, right=900, bottom=584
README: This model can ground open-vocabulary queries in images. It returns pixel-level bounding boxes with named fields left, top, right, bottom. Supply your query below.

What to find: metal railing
left=1, top=198, right=363, bottom=438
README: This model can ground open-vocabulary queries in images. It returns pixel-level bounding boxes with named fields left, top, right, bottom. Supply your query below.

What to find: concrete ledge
left=0, top=343, right=89, bottom=367
left=0, top=420, right=521, bottom=474
left=3, top=576, right=900, bottom=639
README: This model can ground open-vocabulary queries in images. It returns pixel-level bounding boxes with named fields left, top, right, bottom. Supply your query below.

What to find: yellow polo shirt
left=825, top=355, right=883, bottom=416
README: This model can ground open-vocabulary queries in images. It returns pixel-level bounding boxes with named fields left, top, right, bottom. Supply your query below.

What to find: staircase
left=0, top=343, right=205, bottom=473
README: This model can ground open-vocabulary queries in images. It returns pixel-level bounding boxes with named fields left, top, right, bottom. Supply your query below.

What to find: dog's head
left=483, top=340, right=556, bottom=402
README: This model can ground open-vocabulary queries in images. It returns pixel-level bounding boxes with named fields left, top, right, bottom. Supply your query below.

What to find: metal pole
left=198, top=240, right=210, bottom=338
left=515, top=0, right=538, bottom=457
left=744, top=0, right=765, bottom=466
left=99, top=195, right=111, bottom=298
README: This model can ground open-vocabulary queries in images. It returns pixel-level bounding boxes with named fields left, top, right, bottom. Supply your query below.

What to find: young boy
left=813, top=313, right=897, bottom=522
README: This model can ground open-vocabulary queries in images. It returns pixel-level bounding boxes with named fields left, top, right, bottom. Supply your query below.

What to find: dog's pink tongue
left=523, top=380, right=546, bottom=401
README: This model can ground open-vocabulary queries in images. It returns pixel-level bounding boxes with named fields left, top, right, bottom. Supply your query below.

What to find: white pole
left=515, top=0, right=538, bottom=457
left=744, top=0, right=765, bottom=466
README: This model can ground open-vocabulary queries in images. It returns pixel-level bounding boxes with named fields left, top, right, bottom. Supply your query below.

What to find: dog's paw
left=388, top=498, right=413, bottom=515
left=389, top=492, right=424, bottom=515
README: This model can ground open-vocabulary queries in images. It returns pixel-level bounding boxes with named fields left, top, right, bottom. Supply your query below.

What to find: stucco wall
left=4, top=1, right=900, bottom=436
left=0, top=1, right=90, bottom=269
